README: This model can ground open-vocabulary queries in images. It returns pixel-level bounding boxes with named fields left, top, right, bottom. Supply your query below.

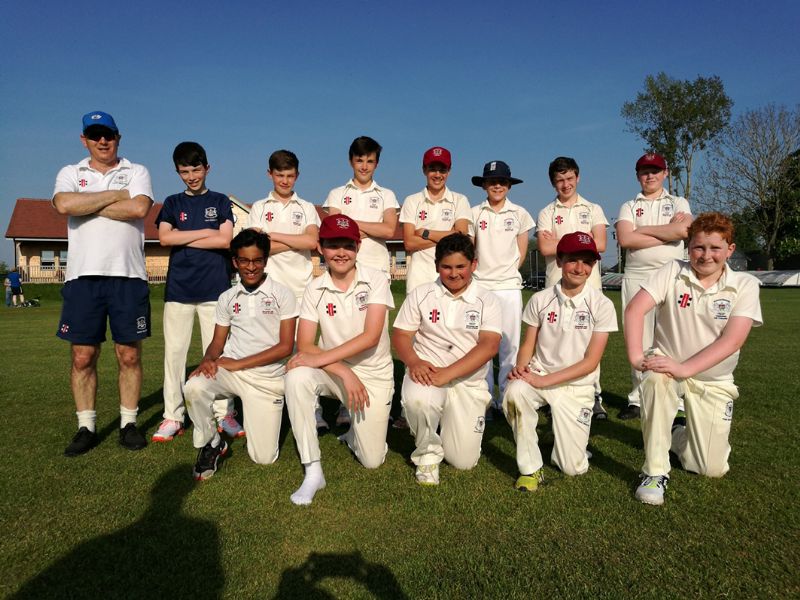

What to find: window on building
left=41, top=250, right=55, bottom=268
left=59, top=250, right=68, bottom=266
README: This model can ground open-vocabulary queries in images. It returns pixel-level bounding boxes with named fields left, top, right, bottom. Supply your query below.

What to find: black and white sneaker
left=619, top=405, right=640, bottom=420
left=193, top=440, right=229, bottom=481
left=119, top=423, right=147, bottom=451
left=635, top=474, right=669, bottom=505
left=592, top=394, right=608, bottom=420
left=64, top=427, right=98, bottom=457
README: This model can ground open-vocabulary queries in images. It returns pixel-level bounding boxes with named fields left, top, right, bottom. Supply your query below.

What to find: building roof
left=7, top=197, right=405, bottom=243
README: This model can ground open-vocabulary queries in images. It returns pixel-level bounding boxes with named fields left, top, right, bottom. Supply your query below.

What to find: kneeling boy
left=184, top=229, right=297, bottom=480
left=392, top=233, right=501, bottom=485
left=284, top=214, right=395, bottom=505
left=503, top=232, right=617, bottom=491
left=625, top=212, right=762, bottom=506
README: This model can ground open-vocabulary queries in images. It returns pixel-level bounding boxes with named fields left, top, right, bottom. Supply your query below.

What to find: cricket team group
left=52, top=110, right=762, bottom=507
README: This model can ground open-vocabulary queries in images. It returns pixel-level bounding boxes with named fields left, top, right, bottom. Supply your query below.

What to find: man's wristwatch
left=421, top=229, right=430, bottom=240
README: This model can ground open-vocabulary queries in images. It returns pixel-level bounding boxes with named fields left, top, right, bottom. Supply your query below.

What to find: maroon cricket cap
left=423, top=146, right=452, bottom=169
left=319, top=214, right=361, bottom=242
left=635, top=152, right=667, bottom=171
left=556, top=232, right=601, bottom=261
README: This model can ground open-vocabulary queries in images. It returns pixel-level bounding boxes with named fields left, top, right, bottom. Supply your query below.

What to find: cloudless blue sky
left=2, top=0, right=799, bottom=267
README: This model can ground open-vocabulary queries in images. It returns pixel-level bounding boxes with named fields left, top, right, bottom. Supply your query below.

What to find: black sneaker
left=672, top=410, right=687, bottom=430
left=618, top=405, right=640, bottom=420
left=193, top=440, right=229, bottom=481
left=119, top=423, right=147, bottom=451
left=592, top=394, right=608, bottom=420
left=64, top=427, right=98, bottom=457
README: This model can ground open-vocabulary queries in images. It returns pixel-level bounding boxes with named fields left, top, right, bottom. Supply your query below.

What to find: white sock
left=210, top=432, right=222, bottom=448
left=120, top=406, right=138, bottom=428
left=76, top=410, right=96, bottom=433
left=290, top=461, right=326, bottom=506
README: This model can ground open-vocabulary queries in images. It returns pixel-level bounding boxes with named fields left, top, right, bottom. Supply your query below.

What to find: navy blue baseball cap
left=471, top=161, right=523, bottom=187
left=82, top=111, right=118, bottom=133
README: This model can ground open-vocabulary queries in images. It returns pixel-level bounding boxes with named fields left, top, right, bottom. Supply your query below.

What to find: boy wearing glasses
left=152, top=142, right=239, bottom=443
left=400, top=147, right=471, bottom=293
left=184, top=229, right=297, bottom=480
left=284, top=214, right=395, bottom=505
left=470, top=161, right=534, bottom=415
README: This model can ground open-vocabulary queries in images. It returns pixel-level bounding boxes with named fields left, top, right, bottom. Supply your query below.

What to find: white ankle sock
left=76, top=410, right=97, bottom=433
left=119, top=406, right=138, bottom=428
left=290, top=461, right=326, bottom=506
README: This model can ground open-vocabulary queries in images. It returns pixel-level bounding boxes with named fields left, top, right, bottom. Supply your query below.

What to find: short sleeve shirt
left=393, top=279, right=502, bottom=384
left=523, top=284, right=618, bottom=387
left=537, top=195, right=608, bottom=289
left=299, top=265, right=394, bottom=382
left=642, top=260, right=763, bottom=382
left=53, top=157, right=153, bottom=281
left=618, top=190, right=691, bottom=276
left=470, top=198, right=534, bottom=290
left=156, top=190, right=234, bottom=302
left=400, top=187, right=472, bottom=292
left=323, top=180, right=399, bottom=273
left=247, top=192, right=321, bottom=300
left=215, top=275, right=298, bottom=378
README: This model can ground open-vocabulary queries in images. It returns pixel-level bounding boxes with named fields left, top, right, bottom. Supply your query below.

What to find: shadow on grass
left=274, top=551, right=408, bottom=599
left=11, top=465, right=223, bottom=600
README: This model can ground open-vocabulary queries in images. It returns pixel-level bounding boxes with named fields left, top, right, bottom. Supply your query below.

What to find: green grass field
left=1, top=285, right=799, bottom=598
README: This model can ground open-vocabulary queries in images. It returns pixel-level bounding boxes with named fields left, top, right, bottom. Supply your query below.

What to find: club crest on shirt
left=441, top=208, right=453, bottom=222
left=204, top=207, right=218, bottom=221
left=577, top=407, right=592, bottom=426
left=465, top=309, right=480, bottom=330
left=261, top=297, right=276, bottom=315
left=369, top=196, right=380, bottom=210
left=711, top=298, right=732, bottom=320
left=503, top=217, right=515, bottom=231
left=292, top=211, right=303, bottom=227
left=661, top=203, right=674, bottom=218
left=474, top=415, right=486, bottom=433
left=136, top=316, right=147, bottom=331
left=111, top=173, right=129, bottom=189
left=573, top=310, right=590, bottom=330
left=723, top=400, right=733, bottom=421
left=355, top=291, right=369, bottom=311
left=579, top=211, right=591, bottom=225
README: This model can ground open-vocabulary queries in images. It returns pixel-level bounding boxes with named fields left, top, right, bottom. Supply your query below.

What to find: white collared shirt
left=523, top=283, right=618, bottom=387
left=247, top=192, right=321, bottom=300
left=393, top=279, right=502, bottom=384
left=323, top=180, right=399, bottom=273
left=642, top=260, right=762, bottom=382
left=215, top=275, right=298, bottom=377
left=400, top=187, right=472, bottom=292
left=537, top=194, right=608, bottom=289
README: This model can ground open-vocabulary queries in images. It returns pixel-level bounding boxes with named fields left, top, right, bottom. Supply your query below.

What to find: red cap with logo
left=319, top=214, right=361, bottom=242
left=423, top=146, right=452, bottom=169
left=556, top=231, right=602, bottom=261
left=635, top=152, right=667, bottom=171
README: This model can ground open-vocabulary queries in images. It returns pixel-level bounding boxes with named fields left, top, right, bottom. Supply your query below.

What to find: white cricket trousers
left=184, top=368, right=284, bottom=465
left=503, top=378, right=595, bottom=476
left=640, top=371, right=738, bottom=478
left=401, top=376, right=491, bottom=469
left=163, top=301, right=232, bottom=421
left=485, top=289, right=522, bottom=405
left=621, top=275, right=655, bottom=407
left=285, top=366, right=392, bottom=469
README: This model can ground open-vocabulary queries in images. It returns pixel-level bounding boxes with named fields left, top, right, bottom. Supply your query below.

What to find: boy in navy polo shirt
left=152, top=142, right=241, bottom=442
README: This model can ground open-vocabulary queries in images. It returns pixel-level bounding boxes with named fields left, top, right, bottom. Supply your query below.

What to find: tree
left=698, top=105, right=800, bottom=270
left=621, top=73, right=733, bottom=199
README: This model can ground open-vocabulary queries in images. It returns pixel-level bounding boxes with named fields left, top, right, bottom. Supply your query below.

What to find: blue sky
left=2, top=0, right=799, bottom=267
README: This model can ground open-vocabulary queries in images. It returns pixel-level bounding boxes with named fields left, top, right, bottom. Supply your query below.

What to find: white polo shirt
left=523, top=284, right=618, bottom=387
left=52, top=157, right=153, bottom=281
left=323, top=179, right=399, bottom=274
left=300, top=265, right=394, bottom=381
left=642, top=260, right=762, bottom=383
left=247, top=192, right=321, bottom=300
left=393, top=279, right=502, bottom=384
left=470, top=198, right=535, bottom=290
left=618, top=189, right=691, bottom=276
left=216, top=275, right=298, bottom=378
left=400, top=187, right=472, bottom=292
left=537, top=194, right=609, bottom=289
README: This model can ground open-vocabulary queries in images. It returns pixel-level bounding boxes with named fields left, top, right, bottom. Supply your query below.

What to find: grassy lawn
left=1, top=285, right=798, bottom=598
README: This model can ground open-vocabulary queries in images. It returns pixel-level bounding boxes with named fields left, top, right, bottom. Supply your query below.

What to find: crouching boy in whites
left=503, top=232, right=617, bottom=491
left=284, top=214, right=394, bottom=505
left=625, top=212, right=762, bottom=506
left=392, top=233, right=501, bottom=485
left=184, top=229, right=297, bottom=480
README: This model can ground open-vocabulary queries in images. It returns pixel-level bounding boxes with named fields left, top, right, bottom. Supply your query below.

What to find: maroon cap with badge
left=556, top=231, right=602, bottom=261
left=319, top=214, right=361, bottom=242
left=423, top=146, right=452, bottom=169
left=635, top=152, right=667, bottom=171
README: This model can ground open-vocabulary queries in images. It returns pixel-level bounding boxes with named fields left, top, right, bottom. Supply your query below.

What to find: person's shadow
left=12, top=466, right=223, bottom=600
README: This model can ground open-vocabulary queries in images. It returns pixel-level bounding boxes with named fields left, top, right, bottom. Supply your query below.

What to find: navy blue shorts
left=57, top=276, right=151, bottom=344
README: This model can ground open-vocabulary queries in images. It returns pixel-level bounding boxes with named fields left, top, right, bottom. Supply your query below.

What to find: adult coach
left=53, top=111, right=154, bottom=457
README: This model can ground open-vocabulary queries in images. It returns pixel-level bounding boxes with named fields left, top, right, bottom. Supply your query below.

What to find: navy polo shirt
left=156, top=190, right=234, bottom=302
